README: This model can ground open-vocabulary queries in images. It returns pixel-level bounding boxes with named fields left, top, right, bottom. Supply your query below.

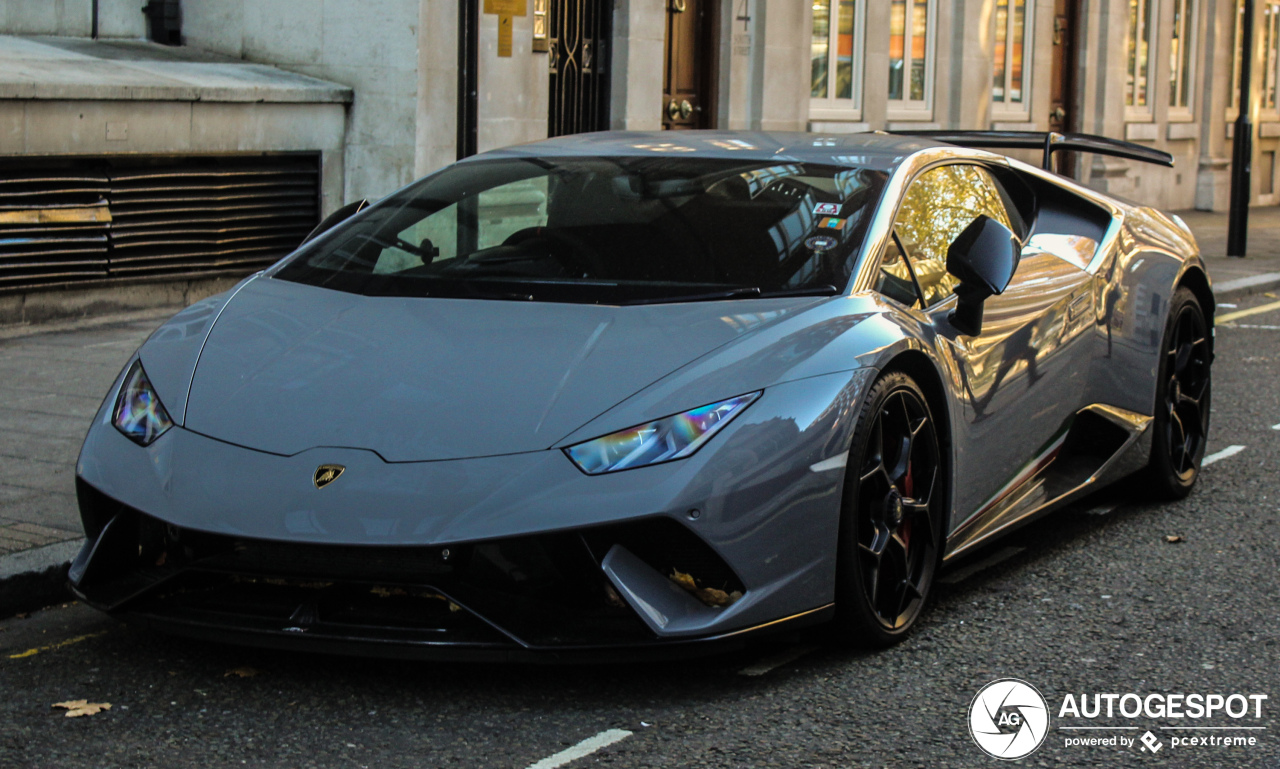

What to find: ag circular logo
left=968, top=678, right=1050, bottom=760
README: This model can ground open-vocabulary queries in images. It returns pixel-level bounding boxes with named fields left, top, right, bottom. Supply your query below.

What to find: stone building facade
left=0, top=0, right=1271, bottom=214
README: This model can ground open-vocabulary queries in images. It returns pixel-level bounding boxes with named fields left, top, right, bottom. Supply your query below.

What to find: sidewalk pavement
left=2, top=209, right=1280, bottom=615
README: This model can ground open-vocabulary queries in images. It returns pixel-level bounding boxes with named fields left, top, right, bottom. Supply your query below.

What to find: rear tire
left=1143, top=287, right=1212, bottom=500
left=832, top=372, right=943, bottom=647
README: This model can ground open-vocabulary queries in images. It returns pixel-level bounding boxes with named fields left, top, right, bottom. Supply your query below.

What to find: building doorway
left=548, top=0, right=611, bottom=137
left=662, top=0, right=717, bottom=130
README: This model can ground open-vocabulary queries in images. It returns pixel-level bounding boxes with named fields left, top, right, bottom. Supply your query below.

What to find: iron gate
left=548, top=0, right=612, bottom=137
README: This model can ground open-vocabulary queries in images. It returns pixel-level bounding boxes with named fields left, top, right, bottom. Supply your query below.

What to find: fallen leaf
left=669, top=570, right=697, bottom=592
left=695, top=587, right=730, bottom=606
left=53, top=700, right=111, bottom=718
left=1165, top=535, right=1184, bottom=544
left=223, top=666, right=261, bottom=678
left=670, top=569, right=743, bottom=608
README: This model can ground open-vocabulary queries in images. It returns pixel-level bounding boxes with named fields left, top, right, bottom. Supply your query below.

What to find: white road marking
left=808, top=452, right=849, bottom=473
left=738, top=644, right=818, bottom=677
left=1234, top=324, right=1280, bottom=330
left=1218, top=298, right=1280, bottom=324
left=939, top=546, right=1026, bottom=585
left=524, top=730, right=633, bottom=769
left=1202, top=445, right=1246, bottom=467
left=1272, top=423, right=1280, bottom=431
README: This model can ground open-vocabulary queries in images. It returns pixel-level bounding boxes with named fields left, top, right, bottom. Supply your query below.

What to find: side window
left=875, top=235, right=921, bottom=308
left=891, top=164, right=1014, bottom=306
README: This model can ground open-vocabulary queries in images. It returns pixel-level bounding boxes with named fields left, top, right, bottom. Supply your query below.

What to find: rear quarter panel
left=1084, top=205, right=1207, bottom=420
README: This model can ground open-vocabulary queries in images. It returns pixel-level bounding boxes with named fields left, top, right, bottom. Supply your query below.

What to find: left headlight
left=112, top=360, right=174, bottom=446
left=564, top=392, right=760, bottom=475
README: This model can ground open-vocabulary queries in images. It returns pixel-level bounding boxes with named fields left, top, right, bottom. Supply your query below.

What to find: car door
left=878, top=163, right=1094, bottom=538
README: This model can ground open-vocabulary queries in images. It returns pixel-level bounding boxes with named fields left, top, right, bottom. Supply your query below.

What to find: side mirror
left=302, top=199, right=369, bottom=244
left=945, top=215, right=1020, bottom=336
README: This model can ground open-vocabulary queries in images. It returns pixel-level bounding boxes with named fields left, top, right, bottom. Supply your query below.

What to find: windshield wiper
left=758, top=285, right=840, bottom=299
left=620, top=284, right=839, bottom=306
left=621, top=287, right=762, bottom=305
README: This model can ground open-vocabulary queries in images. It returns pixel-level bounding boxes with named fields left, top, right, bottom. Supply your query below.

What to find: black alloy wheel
left=1146, top=287, right=1212, bottom=498
left=834, top=372, right=942, bottom=646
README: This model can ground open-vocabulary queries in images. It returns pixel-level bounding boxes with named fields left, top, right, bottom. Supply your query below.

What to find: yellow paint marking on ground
left=7, top=631, right=108, bottom=660
left=1218, top=299, right=1280, bottom=324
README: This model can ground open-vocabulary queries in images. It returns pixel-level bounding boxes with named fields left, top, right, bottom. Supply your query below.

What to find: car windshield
left=275, top=156, right=887, bottom=304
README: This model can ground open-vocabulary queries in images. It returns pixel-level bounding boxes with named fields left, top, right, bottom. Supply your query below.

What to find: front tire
left=833, top=372, right=943, bottom=647
left=1143, top=287, right=1212, bottom=500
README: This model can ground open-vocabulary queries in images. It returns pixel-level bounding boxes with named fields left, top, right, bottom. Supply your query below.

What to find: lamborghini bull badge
left=313, top=464, right=345, bottom=489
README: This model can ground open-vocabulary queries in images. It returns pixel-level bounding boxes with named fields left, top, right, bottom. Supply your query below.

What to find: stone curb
left=0, top=539, right=82, bottom=619
left=1213, top=272, right=1280, bottom=301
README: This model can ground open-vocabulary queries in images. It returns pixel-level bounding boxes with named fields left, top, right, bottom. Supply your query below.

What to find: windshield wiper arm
left=621, top=287, right=762, bottom=306
left=756, top=285, right=840, bottom=299
left=620, top=284, right=840, bottom=306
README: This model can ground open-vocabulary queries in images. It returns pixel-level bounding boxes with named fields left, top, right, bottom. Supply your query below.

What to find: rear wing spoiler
left=888, top=130, right=1174, bottom=171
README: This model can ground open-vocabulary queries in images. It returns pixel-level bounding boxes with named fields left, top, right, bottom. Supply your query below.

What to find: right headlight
left=563, top=392, right=760, bottom=475
left=112, top=360, right=174, bottom=446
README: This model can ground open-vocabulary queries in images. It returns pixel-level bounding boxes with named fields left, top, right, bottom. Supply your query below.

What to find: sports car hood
left=179, top=277, right=814, bottom=462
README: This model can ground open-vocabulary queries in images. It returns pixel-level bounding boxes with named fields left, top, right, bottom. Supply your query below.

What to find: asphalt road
left=1, top=294, right=1278, bottom=769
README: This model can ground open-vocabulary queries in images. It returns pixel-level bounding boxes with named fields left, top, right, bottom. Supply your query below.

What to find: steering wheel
left=501, top=227, right=599, bottom=278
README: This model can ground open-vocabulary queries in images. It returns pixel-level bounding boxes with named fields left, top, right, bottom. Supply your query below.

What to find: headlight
left=112, top=360, right=174, bottom=446
left=564, top=392, right=760, bottom=475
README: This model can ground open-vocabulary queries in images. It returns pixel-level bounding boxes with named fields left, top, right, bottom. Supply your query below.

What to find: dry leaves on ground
left=1165, top=535, right=1184, bottom=543
left=52, top=700, right=111, bottom=718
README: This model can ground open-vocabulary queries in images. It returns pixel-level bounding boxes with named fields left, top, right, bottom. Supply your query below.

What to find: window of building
left=992, top=0, right=1033, bottom=116
left=1126, top=0, right=1157, bottom=116
left=1168, top=0, right=1197, bottom=115
left=888, top=0, right=936, bottom=115
left=1230, top=0, right=1244, bottom=115
left=1266, top=2, right=1280, bottom=113
left=810, top=0, right=866, bottom=119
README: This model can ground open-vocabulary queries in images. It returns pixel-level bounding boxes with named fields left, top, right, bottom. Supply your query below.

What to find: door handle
left=1050, top=107, right=1066, bottom=123
left=679, top=100, right=693, bottom=119
left=670, top=0, right=687, bottom=12
left=667, top=99, right=681, bottom=120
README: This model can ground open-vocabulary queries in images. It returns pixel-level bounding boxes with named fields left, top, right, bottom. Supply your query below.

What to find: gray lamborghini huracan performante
left=70, top=131, right=1213, bottom=660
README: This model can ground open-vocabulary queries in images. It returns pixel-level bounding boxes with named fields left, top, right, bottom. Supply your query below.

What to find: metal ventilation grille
left=0, top=155, right=320, bottom=292
left=107, top=160, right=320, bottom=277
left=0, top=170, right=111, bottom=288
